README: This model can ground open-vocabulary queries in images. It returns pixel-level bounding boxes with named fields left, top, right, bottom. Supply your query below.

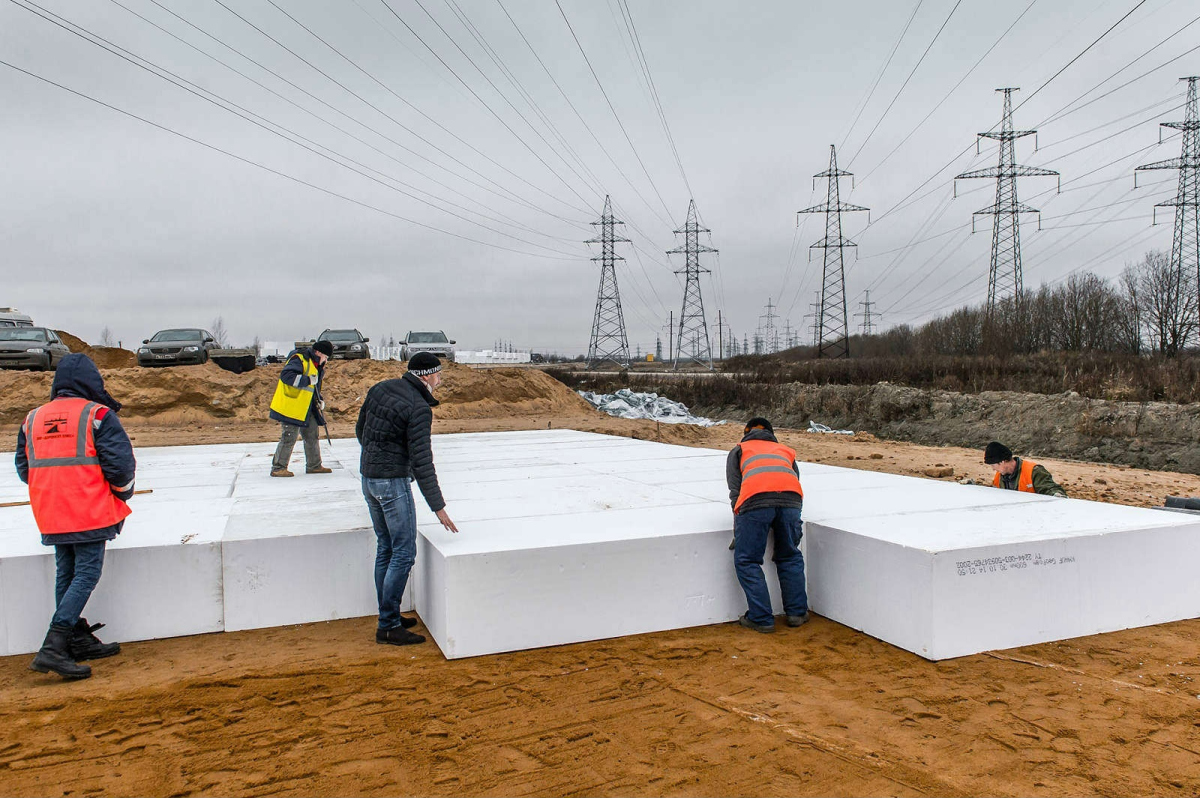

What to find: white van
left=0, top=308, right=34, bottom=328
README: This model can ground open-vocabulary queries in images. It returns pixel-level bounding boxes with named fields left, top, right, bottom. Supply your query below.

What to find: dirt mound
left=51, top=330, right=137, bottom=369
left=87, top=346, right=137, bottom=369
left=696, top=381, right=1200, bottom=474
left=0, top=360, right=594, bottom=427
left=52, top=330, right=88, bottom=352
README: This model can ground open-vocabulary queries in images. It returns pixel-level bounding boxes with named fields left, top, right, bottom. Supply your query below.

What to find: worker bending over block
left=726, top=417, right=809, bottom=634
left=984, top=441, right=1067, bottom=497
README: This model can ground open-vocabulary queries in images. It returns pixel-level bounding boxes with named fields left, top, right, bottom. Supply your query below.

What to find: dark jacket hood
left=51, top=353, right=123, bottom=412
left=741, top=428, right=778, bottom=444
left=402, top=370, right=440, bottom=407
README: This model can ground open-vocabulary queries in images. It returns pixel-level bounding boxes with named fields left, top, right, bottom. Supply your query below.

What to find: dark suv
left=316, top=329, right=371, bottom=360
left=138, top=328, right=218, bottom=367
left=0, top=327, right=71, bottom=371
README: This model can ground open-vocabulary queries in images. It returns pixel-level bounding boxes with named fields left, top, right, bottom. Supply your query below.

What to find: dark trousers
left=272, top=417, right=321, bottom=471
left=733, top=506, right=808, bottom=627
left=51, top=541, right=106, bottom=628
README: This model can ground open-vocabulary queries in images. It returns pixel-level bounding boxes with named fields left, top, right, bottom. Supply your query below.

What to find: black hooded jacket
left=355, top=371, right=445, bottom=512
left=725, top=428, right=803, bottom=515
left=15, top=354, right=137, bottom=545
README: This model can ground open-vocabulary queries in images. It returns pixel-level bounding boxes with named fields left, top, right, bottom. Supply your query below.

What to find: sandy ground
left=2, top=405, right=1200, bottom=794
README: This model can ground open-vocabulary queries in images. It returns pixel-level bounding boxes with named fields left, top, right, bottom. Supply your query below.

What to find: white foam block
left=4, top=430, right=1197, bottom=662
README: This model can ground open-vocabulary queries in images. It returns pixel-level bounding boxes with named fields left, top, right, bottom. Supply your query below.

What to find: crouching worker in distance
left=356, top=352, right=459, bottom=647
left=984, top=441, right=1067, bottom=497
left=727, top=417, right=809, bottom=633
left=16, top=354, right=134, bottom=680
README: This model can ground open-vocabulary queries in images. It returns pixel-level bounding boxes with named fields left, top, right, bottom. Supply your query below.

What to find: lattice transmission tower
left=798, top=145, right=868, bottom=359
left=759, top=298, right=779, bottom=354
left=1135, top=76, right=1200, bottom=290
left=954, top=88, right=1060, bottom=315
left=856, top=290, right=881, bottom=335
left=585, top=196, right=631, bottom=368
left=668, top=200, right=716, bottom=369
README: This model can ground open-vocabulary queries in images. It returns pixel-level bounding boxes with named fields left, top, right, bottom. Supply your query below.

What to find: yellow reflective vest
left=269, top=353, right=317, bottom=424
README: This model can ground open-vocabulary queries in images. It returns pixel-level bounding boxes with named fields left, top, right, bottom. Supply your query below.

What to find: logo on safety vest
left=42, top=415, right=68, bottom=435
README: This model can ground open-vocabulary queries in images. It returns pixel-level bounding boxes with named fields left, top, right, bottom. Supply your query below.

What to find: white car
left=401, top=330, right=455, bottom=362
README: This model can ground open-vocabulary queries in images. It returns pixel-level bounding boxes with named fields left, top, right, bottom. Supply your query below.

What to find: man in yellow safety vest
left=269, top=340, right=333, bottom=477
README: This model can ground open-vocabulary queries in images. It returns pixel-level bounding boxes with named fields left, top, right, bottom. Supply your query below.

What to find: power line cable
left=837, top=0, right=924, bottom=153
left=553, top=0, right=675, bottom=221
left=108, top=0, right=579, bottom=242
left=846, top=0, right=963, bottom=168
left=13, top=0, right=578, bottom=257
left=398, top=0, right=605, bottom=207
left=0, top=56, right=573, bottom=259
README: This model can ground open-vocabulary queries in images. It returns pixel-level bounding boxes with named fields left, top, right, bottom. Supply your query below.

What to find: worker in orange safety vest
left=16, top=354, right=135, bottom=680
left=984, top=441, right=1067, bottom=497
left=726, top=417, right=809, bottom=634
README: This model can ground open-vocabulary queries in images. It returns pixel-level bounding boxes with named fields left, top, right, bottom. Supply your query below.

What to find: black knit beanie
left=744, top=416, right=774, bottom=434
left=312, top=340, right=334, bottom=358
left=984, top=441, right=1013, bottom=464
left=408, top=351, right=442, bottom=376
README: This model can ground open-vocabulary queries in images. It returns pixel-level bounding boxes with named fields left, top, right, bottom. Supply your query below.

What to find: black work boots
left=30, top=625, right=92, bottom=680
left=71, top=618, right=121, bottom=661
left=376, top=625, right=425, bottom=646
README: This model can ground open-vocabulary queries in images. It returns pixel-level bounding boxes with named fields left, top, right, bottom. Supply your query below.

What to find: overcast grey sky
left=1, top=0, right=1196, bottom=354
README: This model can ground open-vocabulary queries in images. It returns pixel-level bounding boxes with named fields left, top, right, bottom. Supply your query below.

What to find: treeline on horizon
left=555, top=250, right=1200, bottom=406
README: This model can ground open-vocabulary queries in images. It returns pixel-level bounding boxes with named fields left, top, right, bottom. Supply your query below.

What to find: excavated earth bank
left=689, top=382, right=1200, bottom=474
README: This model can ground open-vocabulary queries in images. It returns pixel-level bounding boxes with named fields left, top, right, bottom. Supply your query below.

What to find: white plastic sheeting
left=578, top=388, right=724, bottom=427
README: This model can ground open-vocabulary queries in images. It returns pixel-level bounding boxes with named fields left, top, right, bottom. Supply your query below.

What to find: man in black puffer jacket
left=355, top=352, right=459, bottom=646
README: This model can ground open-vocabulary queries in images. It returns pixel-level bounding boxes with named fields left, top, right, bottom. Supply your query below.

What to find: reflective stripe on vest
left=734, top=439, right=803, bottom=513
left=25, top=397, right=132, bottom=535
left=993, top=458, right=1037, bottom=493
left=269, top=353, right=317, bottom=423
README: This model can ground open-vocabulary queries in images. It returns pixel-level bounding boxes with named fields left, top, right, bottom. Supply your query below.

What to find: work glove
left=308, top=372, right=319, bottom=386
left=318, top=399, right=326, bottom=412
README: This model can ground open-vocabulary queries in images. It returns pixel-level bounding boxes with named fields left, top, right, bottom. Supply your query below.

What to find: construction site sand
left=1, top=362, right=1198, bottom=796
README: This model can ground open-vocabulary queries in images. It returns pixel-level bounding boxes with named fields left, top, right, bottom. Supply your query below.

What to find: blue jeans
left=51, top=541, right=107, bottom=629
left=362, top=476, right=417, bottom=631
left=734, top=506, right=808, bottom=627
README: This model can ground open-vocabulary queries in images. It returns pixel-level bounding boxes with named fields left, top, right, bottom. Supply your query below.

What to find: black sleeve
left=355, top=388, right=370, bottom=444
left=94, top=411, right=136, bottom=497
left=15, top=422, right=28, bottom=484
left=280, top=354, right=316, bottom=389
left=407, top=404, right=445, bottom=513
left=726, top=445, right=742, bottom=510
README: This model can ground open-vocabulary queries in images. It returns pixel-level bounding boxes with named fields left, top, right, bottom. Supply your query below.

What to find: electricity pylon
left=667, top=200, right=716, bottom=369
left=954, top=88, right=1060, bottom=315
left=759, top=298, right=779, bottom=354
left=585, top=196, right=631, bottom=368
left=856, top=289, right=880, bottom=335
left=798, top=145, right=868, bottom=358
left=1136, top=76, right=1200, bottom=291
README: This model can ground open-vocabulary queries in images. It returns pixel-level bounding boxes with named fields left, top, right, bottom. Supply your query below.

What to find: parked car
left=316, top=329, right=371, bottom=360
left=137, top=328, right=219, bottom=367
left=0, top=308, right=35, bottom=328
left=401, top=330, right=455, bottom=362
left=0, top=327, right=71, bottom=371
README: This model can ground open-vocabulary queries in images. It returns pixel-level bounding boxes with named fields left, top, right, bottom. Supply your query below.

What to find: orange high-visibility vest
left=993, top=458, right=1037, bottom=493
left=734, top=439, right=804, bottom=513
left=24, top=397, right=132, bottom=535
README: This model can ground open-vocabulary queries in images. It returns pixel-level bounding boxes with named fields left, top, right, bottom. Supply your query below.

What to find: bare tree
left=251, top=336, right=262, bottom=357
left=98, top=326, right=115, bottom=347
left=210, top=316, right=229, bottom=348
left=1117, top=265, right=1144, bottom=354
left=1135, top=250, right=1196, bottom=356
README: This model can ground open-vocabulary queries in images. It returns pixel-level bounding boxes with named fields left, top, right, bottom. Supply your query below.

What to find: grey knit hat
left=407, top=351, right=442, bottom=376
